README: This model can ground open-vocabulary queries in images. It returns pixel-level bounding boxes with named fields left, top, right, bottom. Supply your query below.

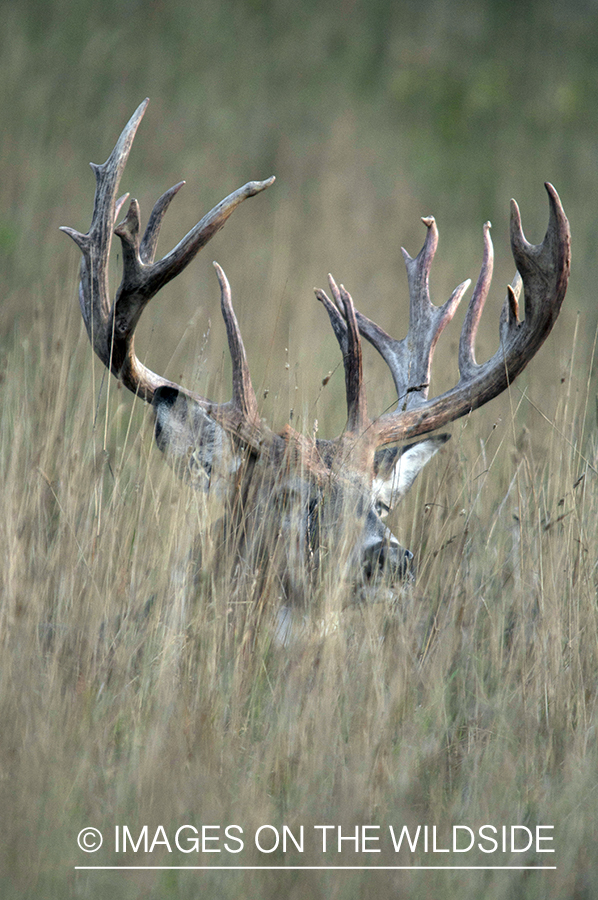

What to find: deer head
left=61, top=99, right=570, bottom=610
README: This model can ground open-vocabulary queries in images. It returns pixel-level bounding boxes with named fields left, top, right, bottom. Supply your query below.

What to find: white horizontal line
left=75, top=865, right=557, bottom=871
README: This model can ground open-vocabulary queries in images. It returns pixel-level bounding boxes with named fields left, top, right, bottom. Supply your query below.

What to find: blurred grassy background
left=2, top=1, right=598, bottom=898
left=2, top=0, right=597, bottom=435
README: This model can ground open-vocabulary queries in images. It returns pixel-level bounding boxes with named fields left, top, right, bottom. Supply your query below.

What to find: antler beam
left=61, top=98, right=274, bottom=420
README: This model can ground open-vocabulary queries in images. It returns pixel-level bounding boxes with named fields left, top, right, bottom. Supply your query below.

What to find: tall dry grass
left=1, top=253, right=597, bottom=899
left=2, top=2, right=598, bottom=896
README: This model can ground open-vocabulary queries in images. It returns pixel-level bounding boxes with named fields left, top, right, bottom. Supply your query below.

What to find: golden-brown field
left=1, top=2, right=598, bottom=897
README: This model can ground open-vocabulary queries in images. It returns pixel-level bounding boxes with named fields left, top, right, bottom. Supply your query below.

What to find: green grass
left=2, top=1, right=598, bottom=897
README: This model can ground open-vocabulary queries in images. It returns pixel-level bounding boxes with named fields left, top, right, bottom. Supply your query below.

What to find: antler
left=317, top=184, right=570, bottom=447
left=61, top=99, right=275, bottom=448
left=63, top=100, right=570, bottom=473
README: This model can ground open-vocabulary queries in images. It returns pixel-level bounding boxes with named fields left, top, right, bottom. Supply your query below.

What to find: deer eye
left=375, top=499, right=391, bottom=517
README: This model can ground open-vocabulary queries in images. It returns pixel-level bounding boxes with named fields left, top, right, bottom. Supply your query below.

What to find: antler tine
left=510, top=183, right=570, bottom=325
left=458, top=221, right=493, bottom=378
left=396, top=217, right=470, bottom=408
left=315, top=275, right=369, bottom=436
left=340, top=281, right=369, bottom=434
left=139, top=181, right=186, bottom=264
left=60, top=98, right=149, bottom=356
left=318, top=219, right=469, bottom=411
left=314, top=275, right=349, bottom=352
left=213, top=262, right=259, bottom=423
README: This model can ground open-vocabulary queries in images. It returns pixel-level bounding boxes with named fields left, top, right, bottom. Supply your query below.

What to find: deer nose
left=363, top=540, right=414, bottom=581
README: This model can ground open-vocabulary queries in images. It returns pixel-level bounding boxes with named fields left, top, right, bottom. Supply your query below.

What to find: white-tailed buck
left=62, top=99, right=570, bottom=610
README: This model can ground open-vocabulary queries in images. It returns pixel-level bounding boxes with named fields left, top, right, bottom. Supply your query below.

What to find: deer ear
left=152, top=387, right=239, bottom=492
left=373, top=434, right=450, bottom=515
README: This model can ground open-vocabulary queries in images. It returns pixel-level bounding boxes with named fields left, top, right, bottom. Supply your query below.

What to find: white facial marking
left=373, top=435, right=450, bottom=514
